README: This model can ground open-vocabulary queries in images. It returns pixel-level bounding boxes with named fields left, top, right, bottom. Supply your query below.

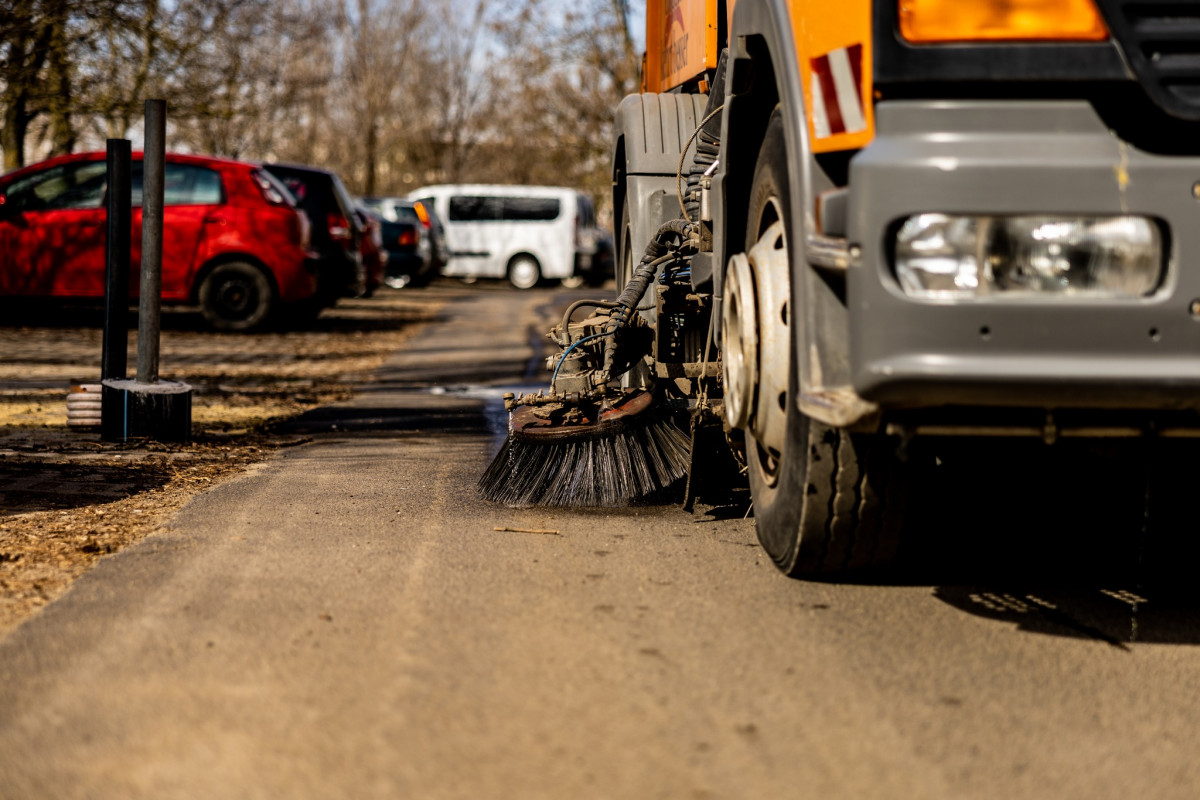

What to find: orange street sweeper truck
left=482, top=0, right=1200, bottom=578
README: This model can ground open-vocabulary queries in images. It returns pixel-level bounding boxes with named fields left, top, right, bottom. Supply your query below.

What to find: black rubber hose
left=613, top=219, right=693, bottom=316
left=598, top=219, right=696, bottom=382
left=684, top=129, right=721, bottom=222
left=556, top=299, right=622, bottom=346
left=680, top=51, right=727, bottom=222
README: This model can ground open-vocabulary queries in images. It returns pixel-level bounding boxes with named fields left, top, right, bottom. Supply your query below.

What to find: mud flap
left=683, top=411, right=747, bottom=512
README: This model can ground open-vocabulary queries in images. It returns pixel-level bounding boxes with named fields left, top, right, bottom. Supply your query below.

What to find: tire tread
left=793, top=425, right=906, bottom=575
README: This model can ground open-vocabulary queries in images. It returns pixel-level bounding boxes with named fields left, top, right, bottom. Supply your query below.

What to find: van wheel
left=507, top=255, right=541, bottom=290
left=199, top=261, right=274, bottom=332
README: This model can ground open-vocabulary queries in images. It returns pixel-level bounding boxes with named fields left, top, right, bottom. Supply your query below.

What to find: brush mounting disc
left=510, top=389, right=654, bottom=442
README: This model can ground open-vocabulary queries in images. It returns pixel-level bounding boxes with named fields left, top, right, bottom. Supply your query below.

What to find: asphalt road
left=3, top=285, right=1200, bottom=799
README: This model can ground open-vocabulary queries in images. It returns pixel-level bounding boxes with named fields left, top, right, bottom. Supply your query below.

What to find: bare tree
left=1, top=0, right=642, bottom=216
left=332, top=0, right=428, bottom=195
left=74, top=0, right=162, bottom=143
left=0, top=0, right=77, bottom=169
left=457, top=0, right=640, bottom=213
left=399, top=0, right=509, bottom=188
left=163, top=0, right=336, bottom=160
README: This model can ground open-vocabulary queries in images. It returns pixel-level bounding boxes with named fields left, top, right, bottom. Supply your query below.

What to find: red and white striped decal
left=809, top=43, right=866, bottom=139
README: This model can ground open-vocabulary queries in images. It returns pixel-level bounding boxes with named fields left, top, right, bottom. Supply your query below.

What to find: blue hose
left=550, top=332, right=611, bottom=392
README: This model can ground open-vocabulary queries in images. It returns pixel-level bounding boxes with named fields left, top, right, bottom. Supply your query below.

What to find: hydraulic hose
left=555, top=299, right=622, bottom=347
left=551, top=331, right=610, bottom=392
left=613, top=219, right=693, bottom=316
left=598, top=219, right=697, bottom=383
left=677, top=108, right=723, bottom=223
left=683, top=127, right=721, bottom=222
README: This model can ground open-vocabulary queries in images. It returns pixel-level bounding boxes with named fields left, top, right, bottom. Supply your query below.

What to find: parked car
left=0, top=151, right=318, bottom=331
left=409, top=197, right=450, bottom=275
left=355, top=206, right=386, bottom=296
left=359, top=196, right=440, bottom=287
left=571, top=192, right=614, bottom=287
left=582, top=227, right=615, bottom=286
left=409, top=184, right=599, bottom=289
left=381, top=215, right=427, bottom=288
left=260, top=163, right=365, bottom=305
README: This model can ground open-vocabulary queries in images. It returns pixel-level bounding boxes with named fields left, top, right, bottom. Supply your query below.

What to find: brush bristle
left=478, top=416, right=691, bottom=507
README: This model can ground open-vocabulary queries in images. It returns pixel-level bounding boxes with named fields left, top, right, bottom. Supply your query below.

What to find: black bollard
left=102, top=100, right=192, bottom=442
left=101, top=139, right=131, bottom=382
left=138, top=99, right=166, bottom=384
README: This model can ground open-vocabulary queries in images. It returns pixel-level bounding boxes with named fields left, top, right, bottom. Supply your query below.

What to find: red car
left=0, top=152, right=318, bottom=331
left=355, top=206, right=386, bottom=296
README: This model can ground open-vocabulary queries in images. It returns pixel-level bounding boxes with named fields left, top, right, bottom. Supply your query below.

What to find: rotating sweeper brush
left=478, top=388, right=690, bottom=507
left=477, top=221, right=698, bottom=507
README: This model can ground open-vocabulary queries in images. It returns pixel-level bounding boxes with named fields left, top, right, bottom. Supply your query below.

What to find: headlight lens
left=894, top=214, right=1164, bottom=300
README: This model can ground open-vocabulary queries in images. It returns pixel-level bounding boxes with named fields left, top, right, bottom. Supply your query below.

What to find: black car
left=261, top=163, right=365, bottom=305
left=360, top=196, right=444, bottom=287
left=586, top=228, right=615, bottom=285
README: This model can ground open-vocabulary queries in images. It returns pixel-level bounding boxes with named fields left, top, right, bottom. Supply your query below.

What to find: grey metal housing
left=613, top=93, right=709, bottom=268
left=849, top=99, right=1200, bottom=411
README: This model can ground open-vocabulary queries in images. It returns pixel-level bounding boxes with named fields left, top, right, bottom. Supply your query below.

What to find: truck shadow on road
left=891, top=437, right=1200, bottom=646
left=930, top=585, right=1200, bottom=648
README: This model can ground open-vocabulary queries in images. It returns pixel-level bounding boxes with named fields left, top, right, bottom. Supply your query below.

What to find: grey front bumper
left=848, top=100, right=1200, bottom=411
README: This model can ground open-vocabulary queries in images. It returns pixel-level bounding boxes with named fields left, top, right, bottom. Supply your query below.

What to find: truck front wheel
left=731, top=109, right=905, bottom=576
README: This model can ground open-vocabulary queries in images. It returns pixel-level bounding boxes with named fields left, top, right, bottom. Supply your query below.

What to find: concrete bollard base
left=101, top=378, right=192, bottom=442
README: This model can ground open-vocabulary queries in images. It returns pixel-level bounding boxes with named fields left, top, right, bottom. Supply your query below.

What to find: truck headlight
left=894, top=214, right=1164, bottom=299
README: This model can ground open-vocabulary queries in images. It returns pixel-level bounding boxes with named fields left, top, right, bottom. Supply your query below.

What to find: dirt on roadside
left=0, top=288, right=448, bottom=637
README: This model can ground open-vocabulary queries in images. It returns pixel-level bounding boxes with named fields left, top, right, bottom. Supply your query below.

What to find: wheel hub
left=721, top=252, right=757, bottom=430
left=220, top=282, right=250, bottom=314
left=721, top=220, right=790, bottom=457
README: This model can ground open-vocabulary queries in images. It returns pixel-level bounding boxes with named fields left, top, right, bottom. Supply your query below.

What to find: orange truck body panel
left=791, top=0, right=874, bottom=153
left=643, top=0, right=721, bottom=94
left=642, top=0, right=875, bottom=153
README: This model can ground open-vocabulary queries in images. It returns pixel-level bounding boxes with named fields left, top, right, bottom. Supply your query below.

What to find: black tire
left=1141, top=440, right=1200, bottom=589
left=198, top=261, right=275, bottom=332
left=744, top=110, right=905, bottom=576
left=409, top=257, right=435, bottom=288
left=618, top=200, right=634, bottom=290
left=616, top=193, right=651, bottom=390
left=507, top=255, right=541, bottom=290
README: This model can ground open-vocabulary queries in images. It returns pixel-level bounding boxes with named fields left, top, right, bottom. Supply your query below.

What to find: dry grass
left=0, top=290, right=444, bottom=637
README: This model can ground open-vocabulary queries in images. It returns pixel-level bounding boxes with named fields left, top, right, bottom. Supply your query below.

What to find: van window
left=448, top=195, right=562, bottom=222
left=449, top=195, right=501, bottom=221
left=501, top=197, right=561, bottom=221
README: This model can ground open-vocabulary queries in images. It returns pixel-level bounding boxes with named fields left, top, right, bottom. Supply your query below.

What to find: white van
left=410, top=185, right=599, bottom=289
